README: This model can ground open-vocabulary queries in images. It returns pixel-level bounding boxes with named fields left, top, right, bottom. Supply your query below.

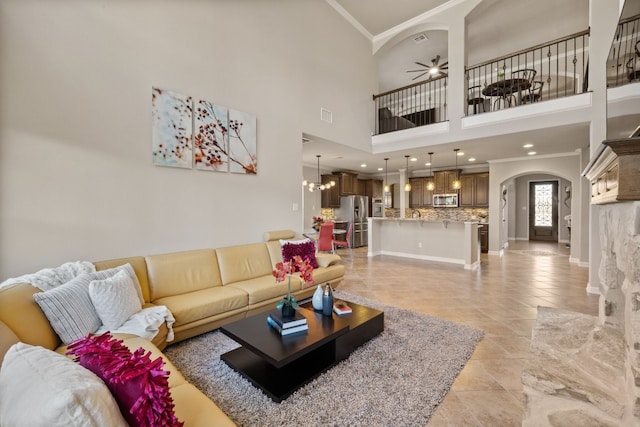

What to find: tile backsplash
left=403, top=207, right=489, bottom=222
left=322, top=207, right=488, bottom=222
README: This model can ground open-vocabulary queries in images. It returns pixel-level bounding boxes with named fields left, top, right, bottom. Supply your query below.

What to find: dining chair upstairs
left=467, top=85, right=487, bottom=115
left=317, top=222, right=335, bottom=253
left=522, top=80, right=544, bottom=104
left=627, top=41, right=640, bottom=82
left=332, top=223, right=353, bottom=252
left=510, top=68, right=537, bottom=105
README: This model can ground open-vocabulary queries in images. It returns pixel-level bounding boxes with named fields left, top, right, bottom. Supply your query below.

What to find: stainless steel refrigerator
left=335, top=195, right=369, bottom=248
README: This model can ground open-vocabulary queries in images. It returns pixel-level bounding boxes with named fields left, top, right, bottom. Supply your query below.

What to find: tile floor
left=334, top=240, right=599, bottom=426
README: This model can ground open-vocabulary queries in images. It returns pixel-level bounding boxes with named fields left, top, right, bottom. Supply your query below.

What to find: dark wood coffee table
left=220, top=300, right=383, bottom=402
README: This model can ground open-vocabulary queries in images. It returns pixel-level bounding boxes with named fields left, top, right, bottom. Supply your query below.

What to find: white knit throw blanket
left=0, top=261, right=96, bottom=291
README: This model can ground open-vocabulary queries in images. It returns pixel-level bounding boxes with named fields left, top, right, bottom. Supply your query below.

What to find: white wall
left=0, top=0, right=376, bottom=278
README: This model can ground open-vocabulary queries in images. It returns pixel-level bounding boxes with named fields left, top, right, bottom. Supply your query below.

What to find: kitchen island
left=367, top=218, right=481, bottom=269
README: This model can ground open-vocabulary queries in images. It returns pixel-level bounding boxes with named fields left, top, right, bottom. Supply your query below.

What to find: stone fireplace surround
left=523, top=138, right=640, bottom=426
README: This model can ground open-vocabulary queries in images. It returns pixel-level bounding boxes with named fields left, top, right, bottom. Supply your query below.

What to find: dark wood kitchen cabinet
left=434, top=170, right=460, bottom=194
left=359, top=179, right=383, bottom=199
left=409, top=178, right=434, bottom=208
left=459, top=173, right=489, bottom=207
left=479, top=224, right=489, bottom=253
left=336, top=172, right=358, bottom=196
left=321, top=174, right=340, bottom=208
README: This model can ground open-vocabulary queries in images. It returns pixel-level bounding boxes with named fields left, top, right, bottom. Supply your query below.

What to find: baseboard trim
left=578, top=261, right=589, bottom=268
left=370, top=250, right=465, bottom=266
left=586, top=282, right=600, bottom=295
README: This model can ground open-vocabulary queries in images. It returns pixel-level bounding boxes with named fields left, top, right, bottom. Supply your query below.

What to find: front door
left=529, top=181, right=558, bottom=241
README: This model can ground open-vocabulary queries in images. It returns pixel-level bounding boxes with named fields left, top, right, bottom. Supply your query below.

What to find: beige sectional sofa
left=0, top=230, right=345, bottom=426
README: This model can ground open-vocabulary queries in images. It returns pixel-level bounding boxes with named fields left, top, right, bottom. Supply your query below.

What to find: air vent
left=413, top=33, right=428, bottom=44
left=320, top=108, right=333, bottom=124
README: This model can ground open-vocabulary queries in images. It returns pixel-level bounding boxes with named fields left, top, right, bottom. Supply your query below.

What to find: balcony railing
left=373, top=76, right=448, bottom=136
left=465, top=29, right=590, bottom=115
left=607, top=13, right=640, bottom=88
left=372, top=30, right=592, bottom=135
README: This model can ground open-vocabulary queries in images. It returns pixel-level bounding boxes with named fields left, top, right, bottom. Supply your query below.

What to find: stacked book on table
left=267, top=310, right=308, bottom=336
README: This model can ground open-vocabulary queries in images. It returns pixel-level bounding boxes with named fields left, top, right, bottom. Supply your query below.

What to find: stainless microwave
left=433, top=193, right=458, bottom=207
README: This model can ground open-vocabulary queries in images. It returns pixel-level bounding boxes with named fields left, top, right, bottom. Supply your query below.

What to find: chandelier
left=303, top=155, right=335, bottom=192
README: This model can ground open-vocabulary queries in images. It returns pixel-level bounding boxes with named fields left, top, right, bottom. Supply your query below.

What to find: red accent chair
left=317, top=222, right=335, bottom=253
left=332, top=223, right=353, bottom=252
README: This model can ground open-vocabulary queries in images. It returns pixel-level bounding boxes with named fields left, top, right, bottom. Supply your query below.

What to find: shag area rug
left=163, top=291, right=484, bottom=426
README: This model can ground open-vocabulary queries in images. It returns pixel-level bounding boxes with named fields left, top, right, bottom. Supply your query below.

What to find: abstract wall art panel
left=151, top=87, right=193, bottom=169
left=228, top=109, right=257, bottom=174
left=194, top=99, right=229, bottom=172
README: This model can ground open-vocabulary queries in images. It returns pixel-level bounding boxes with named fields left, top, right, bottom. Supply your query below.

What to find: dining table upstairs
left=482, top=78, right=532, bottom=109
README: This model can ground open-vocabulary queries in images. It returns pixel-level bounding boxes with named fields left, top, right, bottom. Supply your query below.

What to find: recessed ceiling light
left=410, top=157, right=417, bottom=162
left=360, top=163, right=367, bottom=168
left=523, top=143, right=534, bottom=148
left=457, top=151, right=464, bottom=156
left=425, top=162, right=431, bottom=166
left=528, top=151, right=537, bottom=155
left=377, top=167, right=383, bottom=171
left=468, top=157, right=476, bottom=162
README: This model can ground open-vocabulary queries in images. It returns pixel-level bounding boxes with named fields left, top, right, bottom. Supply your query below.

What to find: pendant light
left=426, top=152, right=435, bottom=191
left=383, top=158, right=390, bottom=193
left=452, top=148, right=461, bottom=190
left=404, top=155, right=411, bottom=192
left=306, top=155, right=335, bottom=192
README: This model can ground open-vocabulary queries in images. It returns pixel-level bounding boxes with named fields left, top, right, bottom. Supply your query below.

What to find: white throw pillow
left=0, top=343, right=128, bottom=427
left=89, top=270, right=142, bottom=330
left=100, top=263, right=145, bottom=306
left=33, top=264, right=144, bottom=344
left=34, top=272, right=103, bottom=345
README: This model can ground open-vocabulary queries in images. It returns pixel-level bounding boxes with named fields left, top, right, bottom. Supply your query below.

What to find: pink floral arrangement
left=273, top=255, right=314, bottom=311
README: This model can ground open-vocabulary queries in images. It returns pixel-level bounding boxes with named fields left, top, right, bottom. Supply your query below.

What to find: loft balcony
left=373, top=16, right=640, bottom=144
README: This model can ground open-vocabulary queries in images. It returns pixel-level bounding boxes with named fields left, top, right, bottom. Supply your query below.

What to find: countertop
left=371, top=217, right=483, bottom=224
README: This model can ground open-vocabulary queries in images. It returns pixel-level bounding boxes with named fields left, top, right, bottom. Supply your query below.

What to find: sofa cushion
left=227, top=275, right=303, bottom=306
left=154, top=286, right=248, bottom=327
left=266, top=240, right=284, bottom=266
left=0, top=283, right=60, bottom=351
left=145, top=250, right=222, bottom=301
left=308, top=264, right=346, bottom=286
left=66, top=333, right=183, bottom=427
left=316, top=253, right=342, bottom=268
left=89, top=270, right=143, bottom=330
left=216, top=243, right=273, bottom=285
left=171, top=383, right=237, bottom=427
left=263, top=229, right=296, bottom=242
left=0, top=321, right=19, bottom=366
left=0, top=342, right=128, bottom=427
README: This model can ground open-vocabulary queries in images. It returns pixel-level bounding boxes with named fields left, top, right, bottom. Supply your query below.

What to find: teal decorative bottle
left=322, top=284, right=334, bottom=316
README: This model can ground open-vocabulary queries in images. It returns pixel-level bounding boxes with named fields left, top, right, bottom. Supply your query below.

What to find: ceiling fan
left=406, top=55, right=449, bottom=81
